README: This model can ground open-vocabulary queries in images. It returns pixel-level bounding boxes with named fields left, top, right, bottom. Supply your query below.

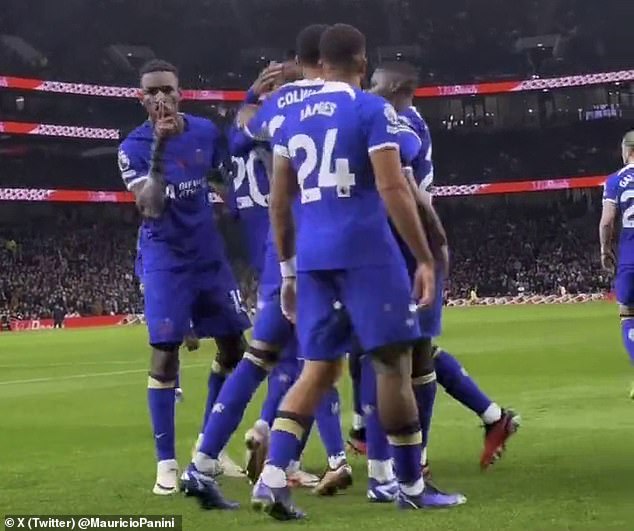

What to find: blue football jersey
left=243, top=79, right=326, bottom=277
left=228, top=126, right=271, bottom=274
left=118, top=114, right=227, bottom=272
left=399, top=106, right=433, bottom=192
left=273, top=81, right=404, bottom=271
left=603, top=163, right=634, bottom=267
left=245, top=79, right=325, bottom=142
left=397, top=118, right=422, bottom=169
left=394, top=115, right=425, bottom=278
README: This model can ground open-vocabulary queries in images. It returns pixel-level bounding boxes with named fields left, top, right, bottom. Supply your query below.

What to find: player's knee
left=243, top=344, right=281, bottom=371
left=215, top=334, right=247, bottom=372
left=371, top=342, right=413, bottom=376
left=411, top=338, right=434, bottom=378
left=149, top=345, right=179, bottom=381
left=297, top=360, right=340, bottom=390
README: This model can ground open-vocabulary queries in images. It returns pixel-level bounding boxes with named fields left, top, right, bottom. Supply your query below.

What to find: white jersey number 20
left=232, top=151, right=269, bottom=209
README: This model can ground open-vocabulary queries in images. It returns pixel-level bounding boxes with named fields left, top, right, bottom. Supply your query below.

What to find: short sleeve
left=365, top=97, right=400, bottom=154
left=245, top=99, right=273, bottom=140
left=228, top=126, right=254, bottom=158
left=397, top=123, right=422, bottom=166
left=118, top=138, right=149, bottom=190
left=603, top=175, right=618, bottom=203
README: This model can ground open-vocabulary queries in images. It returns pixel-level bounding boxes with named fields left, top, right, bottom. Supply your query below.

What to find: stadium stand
left=0, top=0, right=630, bottom=320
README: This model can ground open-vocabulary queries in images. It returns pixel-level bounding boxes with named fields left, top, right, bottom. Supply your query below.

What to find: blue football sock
left=316, top=387, right=346, bottom=468
left=361, top=356, right=390, bottom=461
left=198, top=357, right=267, bottom=458
left=435, top=349, right=492, bottom=416
left=621, top=318, right=634, bottom=364
left=147, top=376, right=176, bottom=461
left=200, top=361, right=229, bottom=432
left=267, top=412, right=309, bottom=471
left=386, top=426, right=423, bottom=487
left=412, top=373, right=437, bottom=457
left=175, top=373, right=180, bottom=389
left=260, top=360, right=297, bottom=426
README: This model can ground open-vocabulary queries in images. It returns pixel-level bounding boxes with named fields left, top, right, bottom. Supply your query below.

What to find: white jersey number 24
left=288, top=128, right=356, bottom=204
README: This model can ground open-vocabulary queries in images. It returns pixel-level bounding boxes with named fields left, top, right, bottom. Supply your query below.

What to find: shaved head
left=370, top=61, right=419, bottom=110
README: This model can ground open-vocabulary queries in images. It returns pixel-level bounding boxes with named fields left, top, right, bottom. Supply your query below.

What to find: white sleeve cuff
left=243, top=124, right=256, bottom=139
left=125, top=174, right=149, bottom=190
left=368, top=142, right=400, bottom=154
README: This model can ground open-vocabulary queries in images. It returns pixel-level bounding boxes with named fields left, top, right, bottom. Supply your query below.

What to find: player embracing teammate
left=119, top=21, right=522, bottom=521
left=250, top=24, right=467, bottom=519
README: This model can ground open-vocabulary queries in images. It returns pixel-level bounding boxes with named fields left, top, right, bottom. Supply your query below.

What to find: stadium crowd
left=434, top=121, right=624, bottom=184
left=0, top=195, right=610, bottom=321
left=0, top=218, right=142, bottom=320
left=0, top=120, right=628, bottom=192
left=442, top=196, right=610, bottom=298
left=0, top=0, right=625, bottom=320
left=1, top=0, right=628, bottom=86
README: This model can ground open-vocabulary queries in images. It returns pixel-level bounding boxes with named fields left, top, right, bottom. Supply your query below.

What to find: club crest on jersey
left=300, top=101, right=337, bottom=121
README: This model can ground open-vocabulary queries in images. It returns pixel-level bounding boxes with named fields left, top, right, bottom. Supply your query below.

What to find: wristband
left=280, top=257, right=297, bottom=278
left=245, top=89, right=259, bottom=104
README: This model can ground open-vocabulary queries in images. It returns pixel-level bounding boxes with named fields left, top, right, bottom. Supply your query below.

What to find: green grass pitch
left=1, top=302, right=633, bottom=530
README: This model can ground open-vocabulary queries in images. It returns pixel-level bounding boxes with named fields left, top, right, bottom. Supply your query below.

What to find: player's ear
left=359, top=56, right=368, bottom=77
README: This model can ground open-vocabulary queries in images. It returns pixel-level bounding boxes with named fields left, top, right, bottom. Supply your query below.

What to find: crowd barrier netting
left=0, top=120, right=119, bottom=139
left=1, top=69, right=632, bottom=101
left=447, top=293, right=608, bottom=307
left=0, top=176, right=607, bottom=203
